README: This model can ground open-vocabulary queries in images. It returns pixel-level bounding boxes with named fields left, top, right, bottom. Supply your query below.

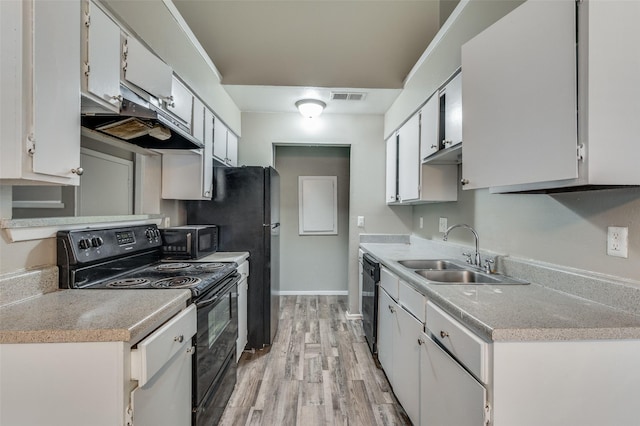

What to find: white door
left=393, top=305, right=422, bottom=425
left=420, top=331, right=486, bottom=426
left=420, top=94, right=440, bottom=160
left=85, top=1, right=121, bottom=110
left=461, top=0, right=577, bottom=189
left=31, top=0, right=81, bottom=181
left=377, top=289, right=395, bottom=384
left=385, top=134, right=398, bottom=204
left=442, top=73, right=462, bottom=148
left=397, top=114, right=420, bottom=202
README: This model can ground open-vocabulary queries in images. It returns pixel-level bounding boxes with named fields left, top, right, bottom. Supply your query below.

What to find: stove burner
left=195, top=263, right=226, bottom=272
left=155, top=263, right=192, bottom=271
left=106, top=278, right=151, bottom=288
left=151, top=276, right=202, bottom=289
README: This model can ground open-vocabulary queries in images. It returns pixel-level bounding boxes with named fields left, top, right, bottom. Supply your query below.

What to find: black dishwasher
left=362, top=253, right=380, bottom=355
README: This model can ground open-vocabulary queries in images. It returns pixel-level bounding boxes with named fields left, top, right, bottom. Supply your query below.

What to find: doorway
left=274, top=145, right=351, bottom=294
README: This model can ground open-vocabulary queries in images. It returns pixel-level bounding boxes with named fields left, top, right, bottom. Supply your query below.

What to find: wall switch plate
left=607, top=226, right=628, bottom=258
left=357, top=216, right=365, bottom=228
left=419, top=217, right=424, bottom=229
left=439, top=217, right=448, bottom=233
left=164, top=217, right=170, bottom=228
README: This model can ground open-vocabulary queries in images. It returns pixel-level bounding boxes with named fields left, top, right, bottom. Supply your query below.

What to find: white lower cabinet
left=236, top=260, right=249, bottom=362
left=377, top=285, right=422, bottom=425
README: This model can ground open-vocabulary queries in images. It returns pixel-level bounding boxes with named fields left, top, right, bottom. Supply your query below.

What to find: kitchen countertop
left=196, top=251, right=249, bottom=264
left=361, top=239, right=640, bottom=343
left=0, top=289, right=191, bottom=345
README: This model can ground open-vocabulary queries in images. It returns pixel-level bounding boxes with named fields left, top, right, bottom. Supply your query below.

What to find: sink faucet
left=443, top=224, right=481, bottom=267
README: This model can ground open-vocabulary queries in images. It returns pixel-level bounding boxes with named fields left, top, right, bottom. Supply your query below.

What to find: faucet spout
left=443, top=224, right=481, bottom=267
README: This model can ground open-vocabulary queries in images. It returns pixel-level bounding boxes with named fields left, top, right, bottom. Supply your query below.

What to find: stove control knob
left=78, top=238, right=91, bottom=250
left=145, top=228, right=156, bottom=240
left=91, top=237, right=104, bottom=248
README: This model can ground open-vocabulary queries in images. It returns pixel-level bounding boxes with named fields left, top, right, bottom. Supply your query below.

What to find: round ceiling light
left=295, top=99, right=326, bottom=119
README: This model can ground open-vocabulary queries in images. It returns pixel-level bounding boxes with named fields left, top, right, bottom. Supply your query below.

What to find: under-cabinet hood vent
left=330, top=91, right=367, bottom=101
left=81, top=85, right=203, bottom=150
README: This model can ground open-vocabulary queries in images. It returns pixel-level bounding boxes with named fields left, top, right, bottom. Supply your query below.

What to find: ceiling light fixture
left=295, top=99, right=326, bottom=119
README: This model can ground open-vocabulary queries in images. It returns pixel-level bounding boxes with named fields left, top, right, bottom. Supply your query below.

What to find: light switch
left=357, top=216, right=365, bottom=228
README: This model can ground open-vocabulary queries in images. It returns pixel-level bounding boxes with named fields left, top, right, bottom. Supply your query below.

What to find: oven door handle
left=195, top=273, right=241, bottom=308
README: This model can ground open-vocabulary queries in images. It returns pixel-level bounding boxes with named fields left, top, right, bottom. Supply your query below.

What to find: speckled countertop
left=0, top=289, right=191, bottom=344
left=361, top=238, right=640, bottom=343
left=196, top=251, right=249, bottom=264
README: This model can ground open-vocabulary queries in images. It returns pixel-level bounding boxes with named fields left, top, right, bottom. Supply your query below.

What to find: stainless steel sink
left=396, top=259, right=464, bottom=270
left=414, top=269, right=529, bottom=285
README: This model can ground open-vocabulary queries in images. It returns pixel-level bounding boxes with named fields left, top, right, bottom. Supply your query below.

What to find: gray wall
left=413, top=178, right=640, bottom=281
left=275, top=146, right=350, bottom=293
left=238, top=112, right=412, bottom=314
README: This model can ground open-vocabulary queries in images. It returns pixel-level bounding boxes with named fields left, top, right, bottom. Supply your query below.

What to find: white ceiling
left=171, top=0, right=452, bottom=115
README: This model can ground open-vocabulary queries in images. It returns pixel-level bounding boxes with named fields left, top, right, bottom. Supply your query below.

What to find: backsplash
left=0, top=266, right=58, bottom=307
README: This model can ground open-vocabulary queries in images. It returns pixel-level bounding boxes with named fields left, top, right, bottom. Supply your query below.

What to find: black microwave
left=160, top=225, right=218, bottom=259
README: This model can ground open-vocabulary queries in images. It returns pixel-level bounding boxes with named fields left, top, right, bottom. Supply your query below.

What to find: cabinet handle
left=71, top=167, right=84, bottom=176
left=430, top=144, right=438, bottom=149
left=388, top=305, right=395, bottom=314
left=443, top=140, right=453, bottom=146
left=110, top=95, right=123, bottom=103
left=460, top=178, right=469, bottom=186
left=417, top=337, right=425, bottom=345
left=174, top=335, right=184, bottom=343
left=440, top=330, right=449, bottom=339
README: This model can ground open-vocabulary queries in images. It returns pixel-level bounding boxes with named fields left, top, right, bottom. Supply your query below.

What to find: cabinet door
left=419, top=331, right=486, bottom=426
left=393, top=305, right=422, bottom=425
left=203, top=108, right=215, bottom=197
left=397, top=114, right=420, bottom=202
left=32, top=0, right=81, bottom=181
left=213, top=116, right=228, bottom=162
left=420, top=94, right=440, bottom=160
left=85, top=1, right=121, bottom=110
left=442, top=73, right=462, bottom=149
left=385, top=134, right=398, bottom=204
left=192, top=97, right=205, bottom=143
left=226, top=132, right=238, bottom=166
left=377, top=288, right=395, bottom=384
left=461, top=0, right=577, bottom=189
left=236, top=276, right=248, bottom=362
left=124, top=37, right=173, bottom=100
left=167, top=76, right=193, bottom=127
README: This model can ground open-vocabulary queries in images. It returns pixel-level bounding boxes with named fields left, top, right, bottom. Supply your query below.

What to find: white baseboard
left=345, top=310, right=363, bottom=320
left=277, top=290, right=349, bottom=296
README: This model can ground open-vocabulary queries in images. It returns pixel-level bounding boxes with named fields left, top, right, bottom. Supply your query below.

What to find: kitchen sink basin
left=396, top=259, right=464, bottom=270
left=415, top=269, right=529, bottom=285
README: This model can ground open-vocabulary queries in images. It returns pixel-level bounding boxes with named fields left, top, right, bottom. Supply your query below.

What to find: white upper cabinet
left=166, top=76, right=193, bottom=127
left=462, top=0, right=640, bottom=192
left=440, top=73, right=462, bottom=149
left=420, top=94, right=440, bottom=160
left=397, top=114, right=421, bottom=202
left=123, top=36, right=173, bottom=101
left=385, top=134, right=398, bottom=204
left=226, top=132, right=238, bottom=167
left=82, top=0, right=121, bottom=112
left=1, top=0, right=81, bottom=185
left=192, top=97, right=205, bottom=143
left=213, top=116, right=239, bottom=166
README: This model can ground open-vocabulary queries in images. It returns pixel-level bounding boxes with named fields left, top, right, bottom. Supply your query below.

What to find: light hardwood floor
left=219, top=295, right=411, bottom=426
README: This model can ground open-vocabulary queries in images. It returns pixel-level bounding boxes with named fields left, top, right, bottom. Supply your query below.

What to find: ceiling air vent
left=330, top=92, right=367, bottom=101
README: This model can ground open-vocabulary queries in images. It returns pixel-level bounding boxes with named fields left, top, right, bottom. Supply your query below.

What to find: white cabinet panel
left=380, top=267, right=399, bottom=301
left=192, top=97, right=205, bottom=143
left=420, top=94, right=439, bottom=160
left=226, top=131, right=238, bottom=166
left=237, top=274, right=248, bottom=362
left=162, top=151, right=212, bottom=200
left=213, top=116, right=228, bottom=161
left=441, top=73, right=462, bottom=149
left=167, top=76, right=193, bottom=126
left=461, top=0, right=577, bottom=189
left=394, top=304, right=422, bottom=425
left=124, top=37, right=173, bottom=100
left=377, top=288, right=395, bottom=384
left=419, top=331, right=486, bottom=426
left=397, top=114, right=420, bottom=202
left=84, top=0, right=121, bottom=110
left=385, top=134, right=398, bottom=204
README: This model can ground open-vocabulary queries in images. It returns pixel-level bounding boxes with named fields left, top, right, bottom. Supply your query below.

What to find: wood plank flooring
left=219, top=295, right=411, bottom=426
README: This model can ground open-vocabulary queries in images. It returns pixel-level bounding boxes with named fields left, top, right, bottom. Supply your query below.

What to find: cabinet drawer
left=237, top=260, right=249, bottom=279
left=399, top=280, right=426, bottom=323
left=426, top=301, right=489, bottom=383
left=380, top=267, right=399, bottom=301
left=131, top=304, right=196, bottom=386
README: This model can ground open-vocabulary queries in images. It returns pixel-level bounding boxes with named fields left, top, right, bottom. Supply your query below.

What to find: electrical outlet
left=164, top=217, right=170, bottom=228
left=419, top=217, right=424, bottom=229
left=439, top=217, right=448, bottom=233
left=607, top=226, right=628, bottom=258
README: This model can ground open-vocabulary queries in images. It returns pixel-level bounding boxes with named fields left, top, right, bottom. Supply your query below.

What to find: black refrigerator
left=186, top=166, right=280, bottom=349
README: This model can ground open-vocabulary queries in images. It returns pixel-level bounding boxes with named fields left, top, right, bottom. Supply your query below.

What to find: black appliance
left=187, top=166, right=280, bottom=349
left=161, top=225, right=219, bottom=260
left=56, top=224, right=239, bottom=426
left=362, top=253, right=380, bottom=355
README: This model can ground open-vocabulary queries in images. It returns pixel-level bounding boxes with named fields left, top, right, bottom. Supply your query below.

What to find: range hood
left=81, top=85, right=203, bottom=150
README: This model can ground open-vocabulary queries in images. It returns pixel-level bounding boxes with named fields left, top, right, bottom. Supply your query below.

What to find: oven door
left=193, top=273, right=239, bottom=409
